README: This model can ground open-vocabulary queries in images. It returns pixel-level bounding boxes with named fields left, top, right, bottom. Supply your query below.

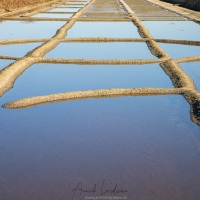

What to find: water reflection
left=0, top=43, right=42, bottom=57
left=181, top=62, right=200, bottom=91
left=0, top=21, right=66, bottom=39
left=158, top=43, right=200, bottom=59
left=142, top=21, right=200, bottom=40
left=45, top=42, right=156, bottom=59
left=32, top=13, right=73, bottom=18
left=47, top=8, right=81, bottom=12
left=66, top=22, right=141, bottom=38
left=0, top=60, right=14, bottom=70
left=0, top=95, right=200, bottom=200
left=1, top=63, right=173, bottom=101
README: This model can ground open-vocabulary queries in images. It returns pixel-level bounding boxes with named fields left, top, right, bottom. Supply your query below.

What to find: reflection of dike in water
left=180, top=89, right=200, bottom=126
left=1, top=57, right=200, bottom=128
left=159, top=61, right=200, bottom=127
left=190, top=100, right=200, bottom=126
left=1, top=86, right=200, bottom=126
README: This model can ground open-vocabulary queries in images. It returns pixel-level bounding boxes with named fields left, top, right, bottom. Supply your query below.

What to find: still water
left=0, top=43, right=42, bottom=57
left=0, top=6, right=200, bottom=199
left=66, top=22, right=141, bottom=38
left=0, top=59, right=14, bottom=70
left=0, top=94, right=200, bottom=200
left=0, top=21, right=66, bottom=39
left=47, top=8, right=81, bottom=12
left=181, top=62, right=200, bottom=91
left=158, top=43, right=200, bottom=59
left=0, top=63, right=173, bottom=101
left=45, top=42, right=156, bottom=59
left=142, top=21, right=200, bottom=40
left=32, top=13, right=73, bottom=18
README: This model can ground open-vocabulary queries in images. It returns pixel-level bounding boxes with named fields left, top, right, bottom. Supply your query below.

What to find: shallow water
left=60, top=5, right=84, bottom=7
left=66, top=1, right=88, bottom=4
left=66, top=22, right=141, bottom=38
left=142, top=21, right=200, bottom=40
left=47, top=7, right=81, bottom=12
left=45, top=42, right=155, bottom=59
left=181, top=62, right=200, bottom=91
left=0, top=94, right=200, bottom=200
left=32, top=13, right=73, bottom=18
left=66, top=3, right=87, bottom=6
left=1, top=63, right=173, bottom=101
left=0, top=21, right=66, bottom=39
left=0, top=59, right=14, bottom=70
left=1, top=1, right=200, bottom=200
left=0, top=43, right=42, bottom=57
left=158, top=43, right=200, bottom=59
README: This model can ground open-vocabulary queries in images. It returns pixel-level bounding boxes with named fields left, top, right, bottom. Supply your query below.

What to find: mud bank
left=3, top=88, right=182, bottom=108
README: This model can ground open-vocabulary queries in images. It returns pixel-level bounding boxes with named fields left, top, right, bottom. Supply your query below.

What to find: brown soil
left=0, top=0, right=52, bottom=11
